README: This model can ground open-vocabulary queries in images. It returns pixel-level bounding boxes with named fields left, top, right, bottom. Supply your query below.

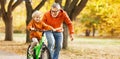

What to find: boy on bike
left=27, top=10, right=55, bottom=55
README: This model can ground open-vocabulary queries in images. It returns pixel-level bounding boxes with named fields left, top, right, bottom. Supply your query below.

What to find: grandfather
left=42, top=3, right=74, bottom=59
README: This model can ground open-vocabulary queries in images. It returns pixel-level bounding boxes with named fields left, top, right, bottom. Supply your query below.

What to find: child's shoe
left=29, top=48, right=33, bottom=55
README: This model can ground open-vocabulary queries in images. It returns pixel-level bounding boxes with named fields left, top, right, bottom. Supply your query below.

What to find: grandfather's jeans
left=45, top=31, right=63, bottom=59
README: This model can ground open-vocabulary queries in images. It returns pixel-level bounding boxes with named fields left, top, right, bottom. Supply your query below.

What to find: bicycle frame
left=33, top=33, right=46, bottom=59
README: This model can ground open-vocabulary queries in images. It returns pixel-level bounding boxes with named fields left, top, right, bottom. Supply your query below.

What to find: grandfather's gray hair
left=51, top=3, right=61, bottom=9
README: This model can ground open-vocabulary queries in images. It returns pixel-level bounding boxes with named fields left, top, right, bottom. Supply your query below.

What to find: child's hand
left=30, top=27, right=35, bottom=30
left=50, top=26, right=56, bottom=31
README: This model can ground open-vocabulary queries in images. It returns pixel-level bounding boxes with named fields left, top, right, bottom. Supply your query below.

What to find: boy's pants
left=29, top=38, right=39, bottom=53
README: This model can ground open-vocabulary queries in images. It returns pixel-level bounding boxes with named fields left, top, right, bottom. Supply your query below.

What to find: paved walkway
left=0, top=50, right=26, bottom=59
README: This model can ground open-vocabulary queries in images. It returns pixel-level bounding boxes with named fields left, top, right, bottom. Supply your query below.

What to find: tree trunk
left=111, top=28, right=115, bottom=36
left=4, top=15, right=13, bottom=41
left=26, top=15, right=32, bottom=43
left=63, top=23, right=68, bottom=49
left=70, top=0, right=88, bottom=20
left=85, top=29, right=90, bottom=36
left=55, top=0, right=62, bottom=6
left=26, top=11, right=32, bottom=43
left=0, top=0, right=22, bottom=41
left=25, top=0, right=33, bottom=43
left=0, top=7, right=1, bottom=17
left=62, top=0, right=88, bottom=49
left=92, top=26, right=95, bottom=36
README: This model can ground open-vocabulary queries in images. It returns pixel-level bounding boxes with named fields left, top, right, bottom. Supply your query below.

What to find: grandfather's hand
left=70, top=34, right=74, bottom=41
left=52, top=28, right=57, bottom=31
left=52, top=27, right=62, bottom=31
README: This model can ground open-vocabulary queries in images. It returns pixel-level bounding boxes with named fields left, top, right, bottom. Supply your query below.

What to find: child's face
left=33, top=15, right=41, bottom=22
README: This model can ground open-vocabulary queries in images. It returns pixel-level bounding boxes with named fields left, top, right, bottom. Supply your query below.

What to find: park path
left=0, top=50, right=26, bottom=59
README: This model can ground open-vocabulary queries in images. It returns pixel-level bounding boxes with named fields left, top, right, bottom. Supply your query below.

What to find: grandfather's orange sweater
left=42, top=10, right=74, bottom=34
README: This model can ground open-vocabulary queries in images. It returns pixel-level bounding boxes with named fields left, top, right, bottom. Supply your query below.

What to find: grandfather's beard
left=51, top=14, right=58, bottom=18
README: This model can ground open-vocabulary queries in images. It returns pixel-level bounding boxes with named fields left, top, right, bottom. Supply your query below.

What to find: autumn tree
left=25, top=0, right=47, bottom=43
left=55, top=0, right=88, bottom=49
left=0, top=0, right=22, bottom=41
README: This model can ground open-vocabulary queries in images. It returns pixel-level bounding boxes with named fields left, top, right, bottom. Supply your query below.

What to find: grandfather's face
left=51, top=7, right=60, bottom=18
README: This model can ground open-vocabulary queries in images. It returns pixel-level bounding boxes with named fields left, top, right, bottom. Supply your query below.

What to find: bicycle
left=27, top=30, right=51, bottom=59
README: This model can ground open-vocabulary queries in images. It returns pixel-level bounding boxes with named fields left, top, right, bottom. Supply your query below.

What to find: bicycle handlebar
left=30, top=29, right=52, bottom=32
left=30, top=29, right=53, bottom=36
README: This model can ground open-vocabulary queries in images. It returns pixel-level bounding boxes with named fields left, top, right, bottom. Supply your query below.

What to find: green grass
left=0, top=33, right=26, bottom=43
left=13, top=33, right=26, bottom=37
left=75, top=37, right=120, bottom=45
left=1, top=33, right=120, bottom=45
left=0, top=33, right=26, bottom=37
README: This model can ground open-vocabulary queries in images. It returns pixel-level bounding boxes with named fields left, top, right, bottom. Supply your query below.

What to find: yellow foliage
left=1, top=0, right=120, bottom=37
left=76, top=0, right=120, bottom=36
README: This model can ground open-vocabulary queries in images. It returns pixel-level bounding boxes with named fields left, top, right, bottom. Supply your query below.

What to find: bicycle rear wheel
left=40, top=44, right=51, bottom=59
left=27, top=45, right=36, bottom=59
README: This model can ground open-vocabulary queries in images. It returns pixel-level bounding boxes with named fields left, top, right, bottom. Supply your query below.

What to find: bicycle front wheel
left=27, top=45, right=36, bottom=59
left=40, top=44, right=51, bottom=59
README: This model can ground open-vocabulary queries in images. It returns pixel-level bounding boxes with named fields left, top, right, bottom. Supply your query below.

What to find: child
left=27, top=10, right=54, bottom=54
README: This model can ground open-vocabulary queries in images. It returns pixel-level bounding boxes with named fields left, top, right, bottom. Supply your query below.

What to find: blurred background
left=0, top=0, right=120, bottom=59
left=0, top=0, right=120, bottom=38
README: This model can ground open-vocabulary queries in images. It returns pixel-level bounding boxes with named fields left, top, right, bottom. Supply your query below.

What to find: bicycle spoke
left=40, top=45, right=51, bottom=59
